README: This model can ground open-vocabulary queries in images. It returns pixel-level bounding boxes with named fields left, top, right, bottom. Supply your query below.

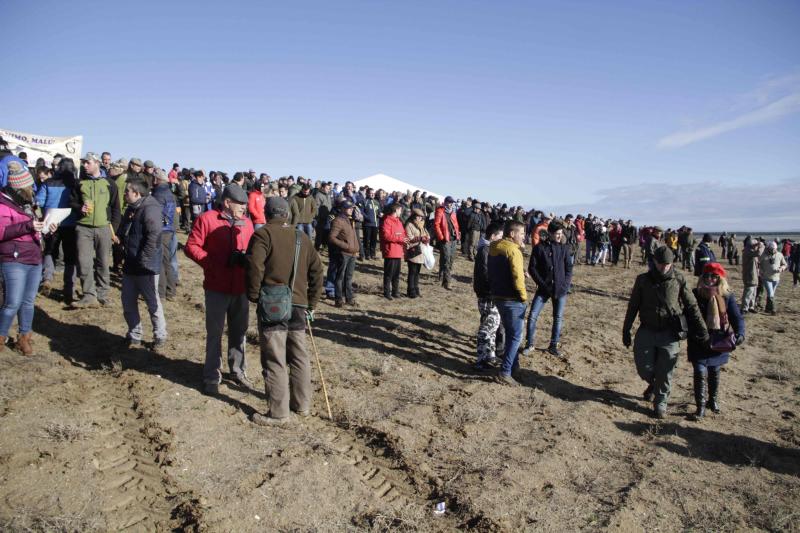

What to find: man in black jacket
left=465, top=200, right=486, bottom=261
left=522, top=220, right=573, bottom=358
left=472, top=222, right=504, bottom=370
left=118, top=178, right=167, bottom=350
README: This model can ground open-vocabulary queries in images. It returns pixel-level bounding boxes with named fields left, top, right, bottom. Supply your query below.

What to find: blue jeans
left=495, top=300, right=527, bottom=376
left=762, top=279, right=779, bottom=299
left=297, top=223, right=313, bottom=238
left=525, top=291, right=566, bottom=349
left=0, top=262, right=42, bottom=336
left=169, top=231, right=179, bottom=284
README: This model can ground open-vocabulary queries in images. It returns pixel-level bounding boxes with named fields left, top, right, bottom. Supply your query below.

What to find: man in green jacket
left=622, top=247, right=708, bottom=418
left=70, top=152, right=121, bottom=308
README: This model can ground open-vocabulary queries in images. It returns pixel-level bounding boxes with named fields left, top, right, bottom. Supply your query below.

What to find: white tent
left=353, top=173, right=443, bottom=201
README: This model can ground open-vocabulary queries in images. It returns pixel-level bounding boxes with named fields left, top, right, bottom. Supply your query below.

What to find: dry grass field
left=0, top=238, right=798, bottom=532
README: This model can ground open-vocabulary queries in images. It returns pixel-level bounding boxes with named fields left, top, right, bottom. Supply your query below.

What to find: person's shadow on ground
left=33, top=306, right=261, bottom=416
left=615, top=420, right=800, bottom=477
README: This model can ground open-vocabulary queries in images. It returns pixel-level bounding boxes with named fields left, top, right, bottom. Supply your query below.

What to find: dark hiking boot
left=692, top=370, right=707, bottom=420
left=765, top=297, right=776, bottom=315
left=654, top=404, right=667, bottom=419
left=345, top=299, right=358, bottom=307
left=125, top=337, right=143, bottom=349
left=203, top=382, right=219, bottom=396
left=293, top=409, right=312, bottom=418
left=334, top=299, right=344, bottom=308
left=642, top=381, right=655, bottom=402
left=547, top=345, right=564, bottom=358
left=707, top=368, right=721, bottom=413
left=383, top=294, right=393, bottom=301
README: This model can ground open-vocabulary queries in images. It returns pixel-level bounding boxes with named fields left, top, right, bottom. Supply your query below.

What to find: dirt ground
left=0, top=238, right=798, bottom=532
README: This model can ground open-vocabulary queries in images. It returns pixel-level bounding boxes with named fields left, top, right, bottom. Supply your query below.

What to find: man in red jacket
left=185, top=184, right=255, bottom=396
left=434, top=196, right=461, bottom=290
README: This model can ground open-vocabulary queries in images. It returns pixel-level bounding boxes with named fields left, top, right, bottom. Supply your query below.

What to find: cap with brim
left=412, top=208, right=425, bottom=217
left=444, top=196, right=455, bottom=204
left=112, top=158, right=128, bottom=170
left=222, top=183, right=248, bottom=203
left=266, top=196, right=289, bottom=218
left=83, top=152, right=100, bottom=163
left=653, top=226, right=664, bottom=233
left=130, top=158, right=143, bottom=166
left=144, top=160, right=154, bottom=168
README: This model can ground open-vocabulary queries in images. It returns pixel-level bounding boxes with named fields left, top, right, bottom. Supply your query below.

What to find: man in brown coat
left=246, top=197, right=323, bottom=425
left=328, top=199, right=360, bottom=307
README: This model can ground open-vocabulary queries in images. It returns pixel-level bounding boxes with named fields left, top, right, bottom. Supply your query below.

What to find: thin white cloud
left=658, top=92, right=800, bottom=149
left=552, top=178, right=800, bottom=232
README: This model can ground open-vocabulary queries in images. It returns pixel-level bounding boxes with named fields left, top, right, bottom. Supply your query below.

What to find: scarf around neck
left=698, top=283, right=727, bottom=330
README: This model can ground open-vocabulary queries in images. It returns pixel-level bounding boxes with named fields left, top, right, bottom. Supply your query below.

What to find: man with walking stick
left=246, top=197, right=324, bottom=426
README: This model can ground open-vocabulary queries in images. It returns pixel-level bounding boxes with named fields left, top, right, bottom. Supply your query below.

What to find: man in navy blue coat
left=522, top=219, right=573, bottom=358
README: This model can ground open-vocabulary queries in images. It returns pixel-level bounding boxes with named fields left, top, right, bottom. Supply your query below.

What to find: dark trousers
left=314, top=227, right=329, bottom=251
left=406, top=261, right=421, bottom=296
left=334, top=253, right=356, bottom=302
left=383, top=258, right=401, bottom=296
left=438, top=240, right=456, bottom=285
left=159, top=232, right=178, bottom=298
left=180, top=204, right=191, bottom=230
left=363, top=226, right=378, bottom=259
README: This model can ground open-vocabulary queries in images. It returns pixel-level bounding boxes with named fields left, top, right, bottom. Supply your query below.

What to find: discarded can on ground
left=433, top=502, right=446, bottom=515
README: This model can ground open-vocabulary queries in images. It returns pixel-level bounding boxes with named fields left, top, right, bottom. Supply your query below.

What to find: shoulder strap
left=288, top=228, right=303, bottom=292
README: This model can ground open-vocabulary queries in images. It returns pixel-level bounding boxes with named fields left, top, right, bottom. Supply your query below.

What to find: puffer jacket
left=35, top=173, right=77, bottom=227
left=0, top=193, right=41, bottom=265
left=759, top=250, right=787, bottom=282
left=380, top=214, right=406, bottom=259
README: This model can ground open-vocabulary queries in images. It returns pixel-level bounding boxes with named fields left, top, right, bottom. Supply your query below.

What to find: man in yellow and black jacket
left=487, top=220, right=528, bottom=386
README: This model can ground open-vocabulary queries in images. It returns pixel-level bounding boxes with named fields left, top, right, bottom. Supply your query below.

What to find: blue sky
left=5, top=0, right=800, bottom=230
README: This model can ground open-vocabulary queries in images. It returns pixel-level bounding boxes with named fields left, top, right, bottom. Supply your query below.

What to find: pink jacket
left=0, top=193, right=41, bottom=265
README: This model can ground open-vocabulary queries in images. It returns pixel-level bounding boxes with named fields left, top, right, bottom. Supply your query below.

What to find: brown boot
left=17, top=332, right=33, bottom=356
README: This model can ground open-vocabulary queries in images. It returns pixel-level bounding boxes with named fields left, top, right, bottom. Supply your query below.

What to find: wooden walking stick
left=307, top=316, right=333, bottom=420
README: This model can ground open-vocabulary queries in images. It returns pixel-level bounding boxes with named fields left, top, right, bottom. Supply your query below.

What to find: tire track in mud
left=302, top=416, right=501, bottom=530
left=83, top=375, right=202, bottom=532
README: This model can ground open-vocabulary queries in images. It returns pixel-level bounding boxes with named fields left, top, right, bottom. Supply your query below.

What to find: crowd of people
left=0, top=137, right=796, bottom=423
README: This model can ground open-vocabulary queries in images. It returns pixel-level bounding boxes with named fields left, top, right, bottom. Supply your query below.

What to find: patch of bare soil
left=0, top=240, right=798, bottom=532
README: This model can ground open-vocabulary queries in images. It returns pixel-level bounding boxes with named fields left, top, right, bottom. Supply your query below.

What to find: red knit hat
left=703, top=262, right=727, bottom=278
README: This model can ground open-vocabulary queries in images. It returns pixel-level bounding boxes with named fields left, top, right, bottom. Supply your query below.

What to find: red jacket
left=185, top=209, right=254, bottom=294
left=248, top=191, right=266, bottom=224
left=434, top=206, right=460, bottom=242
left=380, top=214, right=407, bottom=258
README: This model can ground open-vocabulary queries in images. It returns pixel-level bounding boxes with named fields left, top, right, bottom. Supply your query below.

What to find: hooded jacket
left=693, top=243, right=717, bottom=276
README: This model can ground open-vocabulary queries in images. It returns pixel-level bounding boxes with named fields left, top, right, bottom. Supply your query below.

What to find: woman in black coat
left=688, top=262, right=745, bottom=419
